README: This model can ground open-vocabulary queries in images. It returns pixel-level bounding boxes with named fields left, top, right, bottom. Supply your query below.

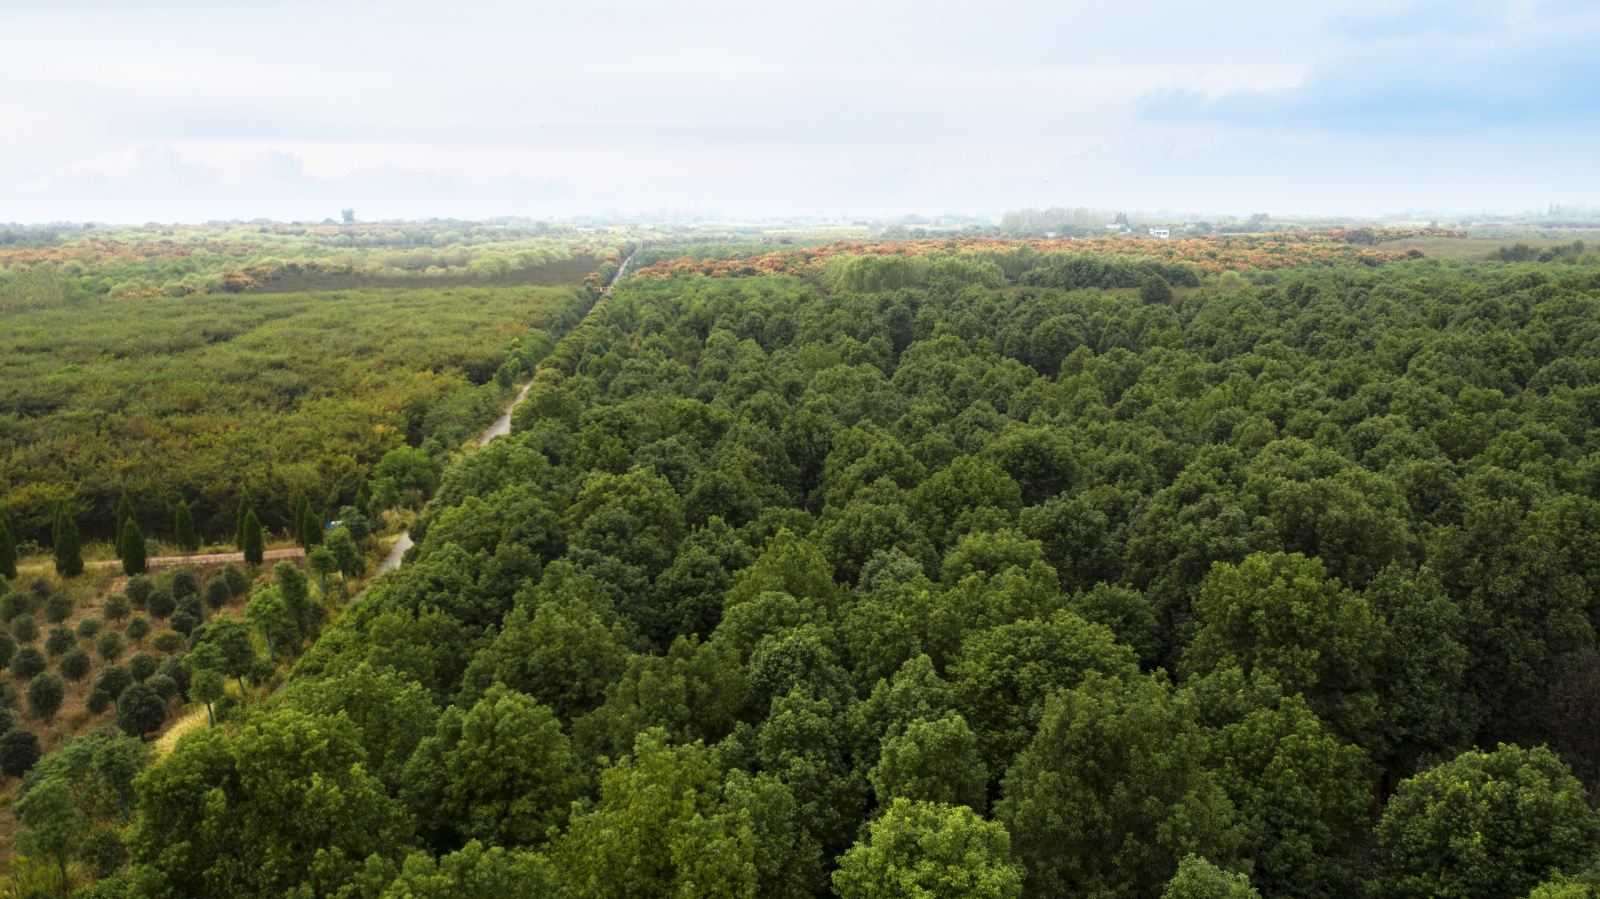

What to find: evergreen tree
left=116, top=492, right=136, bottom=560
left=0, top=506, right=17, bottom=580
left=121, top=519, right=147, bottom=577
left=52, top=502, right=83, bottom=578
left=174, top=501, right=198, bottom=553
left=242, top=509, right=264, bottom=568
left=354, top=480, right=373, bottom=517
left=235, top=493, right=253, bottom=551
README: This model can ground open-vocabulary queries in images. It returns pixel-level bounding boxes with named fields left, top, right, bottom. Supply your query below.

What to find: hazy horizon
left=4, top=0, right=1597, bottom=224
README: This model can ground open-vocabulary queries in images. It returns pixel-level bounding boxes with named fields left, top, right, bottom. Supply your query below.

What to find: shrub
left=43, top=592, right=73, bottom=624
left=26, top=673, right=63, bottom=721
left=129, top=651, right=159, bottom=682
left=151, top=630, right=186, bottom=653
left=103, top=593, right=131, bottom=622
left=76, top=616, right=103, bottom=639
left=146, top=586, right=176, bottom=620
left=10, top=646, right=46, bottom=680
left=96, top=629, right=127, bottom=662
left=27, top=578, right=52, bottom=604
left=203, top=578, right=232, bottom=611
left=115, top=683, right=166, bottom=738
left=222, top=564, right=250, bottom=597
left=170, top=569, right=200, bottom=600
left=124, top=575, right=152, bottom=609
left=0, top=728, right=41, bottom=776
left=147, top=673, right=179, bottom=702
left=0, top=592, right=28, bottom=623
left=92, top=665, right=133, bottom=703
left=125, top=616, right=151, bottom=643
left=44, top=625, right=76, bottom=657
left=11, top=614, right=37, bottom=644
left=0, top=630, right=14, bottom=669
left=59, top=648, right=91, bottom=682
left=86, top=688, right=113, bottom=715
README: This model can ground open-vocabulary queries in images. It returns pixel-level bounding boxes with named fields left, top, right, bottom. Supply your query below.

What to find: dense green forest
left=9, top=237, right=1600, bottom=897
left=0, top=226, right=629, bottom=548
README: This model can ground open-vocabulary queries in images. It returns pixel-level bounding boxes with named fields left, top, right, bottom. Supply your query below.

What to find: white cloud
left=1, top=0, right=1596, bottom=221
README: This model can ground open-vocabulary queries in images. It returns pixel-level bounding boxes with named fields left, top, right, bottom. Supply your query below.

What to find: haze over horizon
left=3, top=0, right=1597, bottom=224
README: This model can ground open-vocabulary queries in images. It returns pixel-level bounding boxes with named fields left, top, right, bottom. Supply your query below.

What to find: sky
left=2, top=0, right=1597, bottom=223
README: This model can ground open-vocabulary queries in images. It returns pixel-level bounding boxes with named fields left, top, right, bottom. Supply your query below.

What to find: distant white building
left=1149, top=228, right=1170, bottom=239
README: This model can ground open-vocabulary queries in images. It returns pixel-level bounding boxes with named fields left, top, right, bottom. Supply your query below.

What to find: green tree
left=92, top=665, right=134, bottom=707
left=12, top=613, right=39, bottom=644
left=121, top=518, right=147, bottom=576
left=0, top=506, right=17, bottom=580
left=14, top=775, right=82, bottom=884
left=1372, top=744, right=1600, bottom=899
left=194, top=616, right=258, bottom=693
left=103, top=593, right=130, bottom=622
left=190, top=667, right=225, bottom=728
left=247, top=587, right=295, bottom=660
left=0, top=728, right=42, bottom=776
left=125, top=709, right=413, bottom=896
left=241, top=508, right=265, bottom=567
left=308, top=546, right=338, bottom=599
left=44, top=624, right=74, bottom=656
left=283, top=662, right=438, bottom=794
left=1161, top=856, right=1260, bottom=899
left=203, top=576, right=232, bottom=611
left=380, top=841, right=555, bottom=898
left=125, top=615, right=151, bottom=643
left=116, top=492, right=136, bottom=560
left=401, top=686, right=580, bottom=849
left=553, top=728, right=804, bottom=899
left=459, top=596, right=631, bottom=721
left=1185, top=552, right=1384, bottom=743
left=27, top=672, right=64, bottom=721
left=235, top=493, right=254, bottom=550
left=327, top=526, right=365, bottom=582
left=950, top=610, right=1139, bottom=766
left=115, top=682, right=167, bottom=738
left=1140, top=275, right=1174, bottom=305
left=12, top=645, right=46, bottom=678
left=1207, top=687, right=1371, bottom=899
left=834, top=798, right=1024, bottom=899
left=174, top=499, right=199, bottom=553
left=58, top=648, right=90, bottom=682
left=870, top=714, right=988, bottom=811
left=997, top=673, right=1241, bottom=899
left=53, top=501, right=83, bottom=578
left=96, top=628, right=126, bottom=662
left=1366, top=564, right=1475, bottom=775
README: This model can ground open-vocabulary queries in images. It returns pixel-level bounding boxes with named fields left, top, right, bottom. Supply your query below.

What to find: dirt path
left=20, top=546, right=304, bottom=574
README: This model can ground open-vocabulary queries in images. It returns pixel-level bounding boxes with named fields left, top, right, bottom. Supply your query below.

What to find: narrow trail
left=153, top=253, right=645, bottom=756
left=359, top=244, right=639, bottom=590
left=18, top=546, right=304, bottom=574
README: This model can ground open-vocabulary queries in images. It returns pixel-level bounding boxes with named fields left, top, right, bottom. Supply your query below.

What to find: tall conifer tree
left=120, top=520, right=146, bottom=576
left=241, top=510, right=265, bottom=568
left=0, top=507, right=16, bottom=580
left=115, top=493, right=136, bottom=560
left=52, top=503, right=83, bottom=578
left=235, top=494, right=253, bottom=551
left=174, top=501, right=198, bottom=553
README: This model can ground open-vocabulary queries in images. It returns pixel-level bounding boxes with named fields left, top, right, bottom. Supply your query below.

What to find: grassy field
left=1372, top=234, right=1577, bottom=260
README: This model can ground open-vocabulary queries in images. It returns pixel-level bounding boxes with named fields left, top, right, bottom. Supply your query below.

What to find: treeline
left=0, top=223, right=621, bottom=301
left=45, top=258, right=1600, bottom=897
left=0, top=282, right=589, bottom=547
